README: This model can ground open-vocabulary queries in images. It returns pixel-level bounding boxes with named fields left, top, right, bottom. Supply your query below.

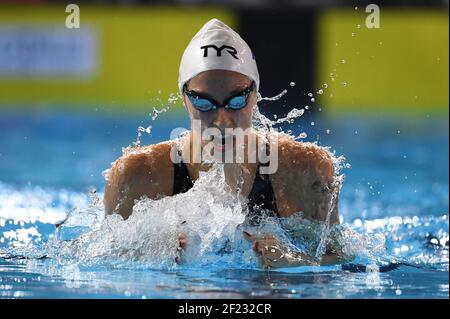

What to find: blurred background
left=0, top=0, right=448, bottom=221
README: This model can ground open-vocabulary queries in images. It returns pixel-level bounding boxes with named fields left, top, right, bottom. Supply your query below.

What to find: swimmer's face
left=183, top=70, right=257, bottom=151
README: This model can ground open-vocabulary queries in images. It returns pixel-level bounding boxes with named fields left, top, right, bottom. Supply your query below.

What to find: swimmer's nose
left=212, top=107, right=235, bottom=129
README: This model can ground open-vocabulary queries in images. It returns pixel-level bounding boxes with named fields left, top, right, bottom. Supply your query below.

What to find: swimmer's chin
left=204, top=135, right=236, bottom=153
left=213, top=141, right=233, bottom=153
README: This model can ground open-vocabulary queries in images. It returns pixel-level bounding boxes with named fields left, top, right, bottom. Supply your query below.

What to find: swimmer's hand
left=243, top=231, right=299, bottom=268
left=175, top=232, right=187, bottom=264
left=243, top=231, right=323, bottom=268
left=178, top=232, right=187, bottom=249
left=243, top=231, right=352, bottom=268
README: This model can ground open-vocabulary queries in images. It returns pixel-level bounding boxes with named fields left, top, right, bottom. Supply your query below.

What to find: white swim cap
left=178, top=18, right=260, bottom=94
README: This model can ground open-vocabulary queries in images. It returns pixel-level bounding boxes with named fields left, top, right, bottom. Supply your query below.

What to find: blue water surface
left=0, top=107, right=448, bottom=298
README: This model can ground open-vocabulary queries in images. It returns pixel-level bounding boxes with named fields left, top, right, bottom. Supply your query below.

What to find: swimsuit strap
left=172, top=147, right=193, bottom=195
left=246, top=140, right=279, bottom=224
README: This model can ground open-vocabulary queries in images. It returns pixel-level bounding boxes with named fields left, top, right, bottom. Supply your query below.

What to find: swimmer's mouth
left=213, top=135, right=234, bottom=152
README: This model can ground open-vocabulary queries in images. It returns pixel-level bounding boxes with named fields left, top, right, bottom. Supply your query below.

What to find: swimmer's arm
left=104, top=144, right=174, bottom=219
left=304, top=149, right=341, bottom=224
left=103, top=155, right=144, bottom=219
left=274, top=141, right=341, bottom=224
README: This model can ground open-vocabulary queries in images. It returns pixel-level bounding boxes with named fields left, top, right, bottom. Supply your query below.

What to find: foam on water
left=46, top=164, right=253, bottom=269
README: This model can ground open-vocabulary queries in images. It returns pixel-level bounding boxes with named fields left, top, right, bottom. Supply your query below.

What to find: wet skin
left=103, top=70, right=344, bottom=268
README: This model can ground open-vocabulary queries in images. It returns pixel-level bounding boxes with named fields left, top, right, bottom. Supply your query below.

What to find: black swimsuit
left=172, top=158, right=279, bottom=224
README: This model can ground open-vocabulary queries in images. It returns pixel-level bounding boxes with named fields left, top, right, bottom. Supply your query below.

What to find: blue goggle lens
left=189, top=96, right=215, bottom=111
left=227, top=95, right=247, bottom=110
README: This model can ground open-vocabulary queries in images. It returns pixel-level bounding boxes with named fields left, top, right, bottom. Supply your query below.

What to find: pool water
left=0, top=108, right=448, bottom=299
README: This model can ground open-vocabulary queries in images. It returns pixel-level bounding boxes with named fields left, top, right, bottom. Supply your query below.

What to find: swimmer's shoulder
left=269, top=134, right=338, bottom=220
left=273, top=134, right=335, bottom=181
left=107, top=140, right=175, bottom=180
left=104, top=140, right=176, bottom=217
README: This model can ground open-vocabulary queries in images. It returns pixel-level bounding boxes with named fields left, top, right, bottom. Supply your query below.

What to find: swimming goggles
left=183, top=81, right=255, bottom=112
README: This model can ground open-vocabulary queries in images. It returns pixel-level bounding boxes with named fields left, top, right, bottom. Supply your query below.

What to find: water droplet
left=323, top=83, right=328, bottom=88
left=289, top=81, right=295, bottom=87
left=286, top=108, right=305, bottom=119
left=317, top=89, right=323, bottom=95
left=311, top=97, right=315, bottom=102
left=308, top=92, right=313, bottom=97
left=354, top=6, right=358, bottom=10
left=305, top=105, right=309, bottom=110
left=342, top=82, right=348, bottom=87
left=311, top=122, right=315, bottom=126
left=351, top=32, right=356, bottom=37
left=326, top=129, right=331, bottom=134
left=356, top=24, right=361, bottom=29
